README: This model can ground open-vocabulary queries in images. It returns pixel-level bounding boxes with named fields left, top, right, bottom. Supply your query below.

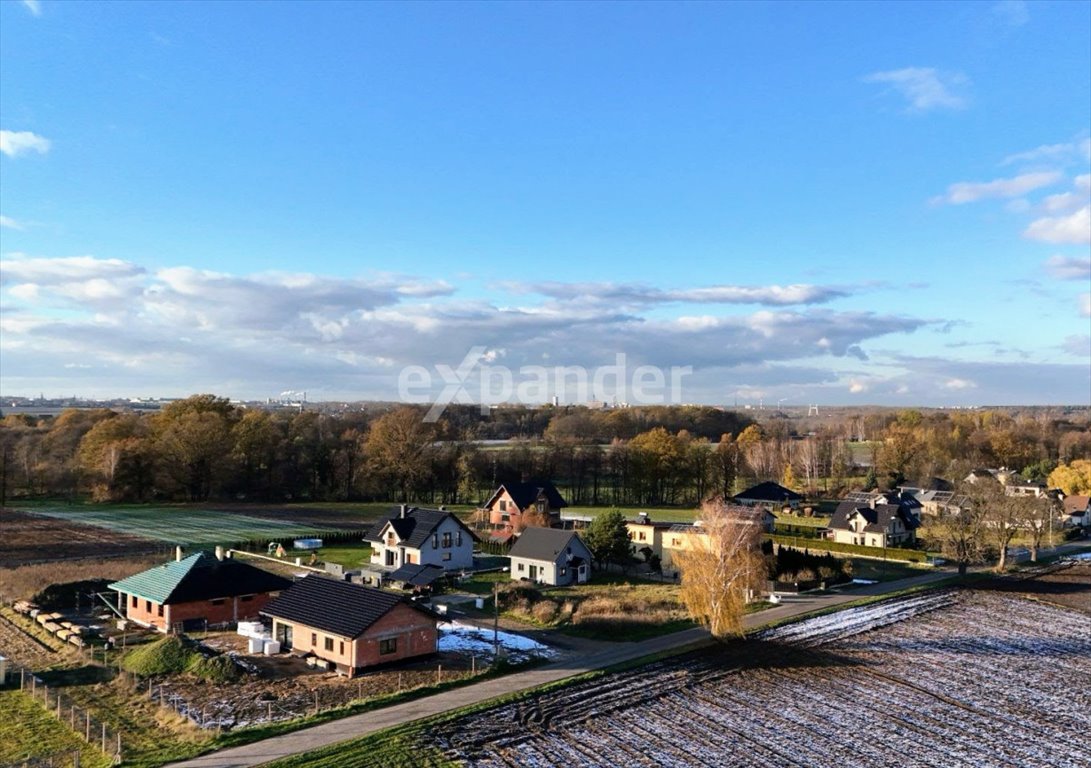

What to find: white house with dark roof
left=826, top=498, right=919, bottom=548
left=508, top=527, right=591, bottom=586
left=364, top=505, right=477, bottom=572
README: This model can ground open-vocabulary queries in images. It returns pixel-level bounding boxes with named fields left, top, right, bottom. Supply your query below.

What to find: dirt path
left=165, top=568, right=960, bottom=768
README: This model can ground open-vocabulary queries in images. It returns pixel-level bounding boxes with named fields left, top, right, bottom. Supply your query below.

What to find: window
left=324, top=637, right=334, bottom=652
left=518, top=562, right=525, bottom=572
left=442, top=532, right=452, bottom=548
left=559, top=568, right=567, bottom=576
left=638, top=532, right=646, bottom=542
left=432, top=533, right=439, bottom=549
left=672, top=538, right=681, bottom=546
left=456, top=531, right=462, bottom=547
left=443, top=552, right=452, bottom=561
left=339, top=641, right=345, bottom=655
left=311, top=633, right=317, bottom=646
left=145, top=600, right=152, bottom=612
left=157, top=604, right=164, bottom=617
left=501, top=513, right=510, bottom=522
left=499, top=500, right=507, bottom=511
left=379, top=638, right=397, bottom=655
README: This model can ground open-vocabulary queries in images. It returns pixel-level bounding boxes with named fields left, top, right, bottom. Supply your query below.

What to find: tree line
left=0, top=395, right=1088, bottom=506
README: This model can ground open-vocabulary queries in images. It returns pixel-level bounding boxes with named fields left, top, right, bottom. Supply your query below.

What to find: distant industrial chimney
left=175, top=545, right=184, bottom=562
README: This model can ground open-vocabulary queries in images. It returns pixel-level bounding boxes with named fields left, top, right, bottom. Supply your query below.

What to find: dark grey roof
left=387, top=563, right=446, bottom=588
left=261, top=575, right=428, bottom=638
left=828, top=501, right=920, bottom=533
left=487, top=480, right=568, bottom=511
left=734, top=482, right=803, bottom=503
left=364, top=507, right=476, bottom=549
left=509, top=527, right=589, bottom=562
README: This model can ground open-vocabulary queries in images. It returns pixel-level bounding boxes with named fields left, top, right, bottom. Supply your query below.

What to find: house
left=365, top=505, right=477, bottom=572
left=481, top=480, right=568, bottom=534
left=108, top=549, right=291, bottom=633
left=626, top=512, right=676, bottom=561
left=826, top=499, right=919, bottom=548
left=508, top=527, right=592, bottom=586
left=660, top=523, right=711, bottom=570
left=964, top=468, right=1046, bottom=498
left=733, top=481, right=803, bottom=510
left=898, top=487, right=969, bottom=517
left=261, top=576, right=436, bottom=677
left=1061, top=495, right=1090, bottom=529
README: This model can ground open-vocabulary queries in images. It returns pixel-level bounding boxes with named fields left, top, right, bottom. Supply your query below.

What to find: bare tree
left=675, top=499, right=766, bottom=638
left=922, top=505, right=987, bottom=577
left=1018, top=495, right=1057, bottom=563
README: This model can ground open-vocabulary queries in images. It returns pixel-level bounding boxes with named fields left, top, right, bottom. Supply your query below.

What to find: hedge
left=767, top=534, right=929, bottom=562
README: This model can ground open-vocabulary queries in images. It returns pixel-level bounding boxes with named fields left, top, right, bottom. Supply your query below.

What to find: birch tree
left=675, top=500, right=766, bottom=638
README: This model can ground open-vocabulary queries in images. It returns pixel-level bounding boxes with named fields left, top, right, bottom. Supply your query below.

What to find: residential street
left=165, top=567, right=967, bottom=768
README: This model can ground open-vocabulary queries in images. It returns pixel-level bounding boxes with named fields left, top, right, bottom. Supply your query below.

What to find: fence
left=1, top=660, right=122, bottom=766
left=145, top=662, right=479, bottom=730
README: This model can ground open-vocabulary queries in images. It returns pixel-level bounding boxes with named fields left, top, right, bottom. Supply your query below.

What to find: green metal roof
left=107, top=553, right=207, bottom=604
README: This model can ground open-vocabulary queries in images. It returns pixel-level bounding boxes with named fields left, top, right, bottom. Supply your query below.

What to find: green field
left=21, top=505, right=356, bottom=547
left=562, top=505, right=699, bottom=523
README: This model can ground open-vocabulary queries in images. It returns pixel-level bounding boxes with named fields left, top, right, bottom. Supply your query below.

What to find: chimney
left=175, top=545, right=184, bottom=562
left=215, top=546, right=225, bottom=561
left=400, top=504, right=408, bottom=518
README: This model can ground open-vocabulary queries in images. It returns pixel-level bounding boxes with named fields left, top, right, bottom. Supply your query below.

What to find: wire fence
left=1, top=659, right=122, bottom=766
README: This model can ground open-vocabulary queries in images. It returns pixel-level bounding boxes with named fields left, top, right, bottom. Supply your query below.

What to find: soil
left=981, top=561, right=1091, bottom=613
left=0, top=508, right=162, bottom=566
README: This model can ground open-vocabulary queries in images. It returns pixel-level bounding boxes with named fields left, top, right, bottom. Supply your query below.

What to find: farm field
left=15, top=505, right=367, bottom=547
left=0, top=508, right=164, bottom=567
left=422, top=587, right=1091, bottom=768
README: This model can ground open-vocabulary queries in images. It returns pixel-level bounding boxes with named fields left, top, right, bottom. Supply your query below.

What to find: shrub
left=531, top=601, right=558, bottom=624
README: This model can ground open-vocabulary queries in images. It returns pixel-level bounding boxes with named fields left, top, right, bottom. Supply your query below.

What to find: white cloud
left=944, top=378, right=976, bottom=390
left=991, top=0, right=1028, bottom=27
left=1023, top=205, right=1091, bottom=245
left=0, top=130, right=51, bottom=157
left=1080, top=293, right=1091, bottom=318
left=0, top=255, right=145, bottom=285
left=1002, top=138, right=1091, bottom=167
left=505, top=281, right=851, bottom=307
left=935, top=171, right=1062, bottom=205
left=1062, top=335, right=1091, bottom=357
left=863, top=67, right=969, bottom=112
left=848, top=380, right=869, bottom=394
left=1044, top=255, right=1091, bottom=281
left=0, top=215, right=25, bottom=230
left=21, top=0, right=41, bottom=16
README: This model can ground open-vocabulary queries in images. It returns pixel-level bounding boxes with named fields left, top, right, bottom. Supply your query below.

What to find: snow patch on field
left=438, top=621, right=555, bottom=661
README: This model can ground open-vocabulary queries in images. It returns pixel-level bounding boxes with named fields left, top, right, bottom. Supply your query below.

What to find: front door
left=529, top=564, right=538, bottom=581
left=276, top=621, right=293, bottom=650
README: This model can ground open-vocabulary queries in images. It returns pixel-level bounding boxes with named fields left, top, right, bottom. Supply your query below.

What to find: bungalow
left=108, top=549, right=291, bottom=633
left=261, top=576, right=437, bottom=677
left=733, top=481, right=803, bottom=510
left=508, top=528, right=592, bottom=586
left=365, top=505, right=477, bottom=572
left=481, top=480, right=568, bottom=534
left=826, top=499, right=919, bottom=548
left=964, top=468, right=1046, bottom=498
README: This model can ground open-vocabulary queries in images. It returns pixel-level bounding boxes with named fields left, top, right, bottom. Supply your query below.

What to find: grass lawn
left=774, top=513, right=832, bottom=529
left=315, top=542, right=373, bottom=569
left=562, top=505, right=699, bottom=522
left=0, top=690, right=114, bottom=768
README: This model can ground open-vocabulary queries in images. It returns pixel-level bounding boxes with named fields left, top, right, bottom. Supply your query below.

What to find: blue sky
left=1, top=0, right=1089, bottom=407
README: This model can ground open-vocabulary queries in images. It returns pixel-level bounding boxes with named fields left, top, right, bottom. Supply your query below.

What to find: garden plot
left=23, top=506, right=349, bottom=546
left=437, top=621, right=556, bottom=662
left=432, top=590, right=1091, bottom=768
